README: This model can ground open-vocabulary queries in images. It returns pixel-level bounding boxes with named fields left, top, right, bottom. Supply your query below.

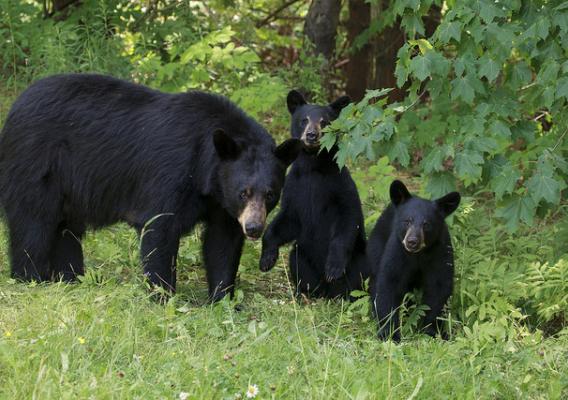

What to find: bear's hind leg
left=50, top=222, right=85, bottom=282
left=288, top=246, right=324, bottom=298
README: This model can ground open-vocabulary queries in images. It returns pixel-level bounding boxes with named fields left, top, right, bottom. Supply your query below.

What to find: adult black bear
left=259, top=90, right=368, bottom=298
left=0, top=74, right=302, bottom=301
left=368, top=180, right=460, bottom=341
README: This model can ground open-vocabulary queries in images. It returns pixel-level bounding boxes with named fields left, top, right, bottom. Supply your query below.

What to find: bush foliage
left=327, top=0, right=568, bottom=231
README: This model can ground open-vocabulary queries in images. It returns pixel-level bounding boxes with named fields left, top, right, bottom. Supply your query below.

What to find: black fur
left=368, top=180, right=460, bottom=341
left=0, top=74, right=301, bottom=300
left=259, top=90, right=368, bottom=298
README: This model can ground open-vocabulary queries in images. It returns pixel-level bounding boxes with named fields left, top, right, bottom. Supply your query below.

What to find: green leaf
left=490, top=166, right=521, bottom=200
left=554, top=1, right=568, bottom=11
left=421, top=147, right=447, bottom=173
left=437, top=21, right=462, bottom=43
left=510, top=62, right=532, bottom=89
left=527, top=173, right=564, bottom=204
left=426, top=51, right=451, bottom=77
left=361, top=106, right=383, bottom=125
left=320, top=132, right=336, bottom=151
left=386, top=141, right=410, bottom=167
left=479, top=1, right=505, bottom=23
left=451, top=76, right=475, bottom=104
left=496, top=194, right=537, bottom=231
left=401, top=14, right=425, bottom=36
left=542, top=86, right=555, bottom=108
left=478, top=56, right=500, bottom=83
left=395, top=61, right=409, bottom=88
left=455, top=150, right=484, bottom=183
left=534, top=17, right=551, bottom=40
left=426, top=172, right=457, bottom=198
left=362, top=88, right=393, bottom=103
left=410, top=55, right=432, bottom=81
left=409, top=39, right=434, bottom=55
left=556, top=77, right=568, bottom=100
left=537, top=61, right=560, bottom=83
left=489, top=120, right=512, bottom=139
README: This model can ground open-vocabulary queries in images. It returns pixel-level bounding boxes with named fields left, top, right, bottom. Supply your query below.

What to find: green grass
left=0, top=208, right=566, bottom=399
left=0, top=80, right=566, bottom=400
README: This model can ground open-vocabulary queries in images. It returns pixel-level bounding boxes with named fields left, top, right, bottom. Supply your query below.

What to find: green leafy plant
left=325, top=0, right=568, bottom=231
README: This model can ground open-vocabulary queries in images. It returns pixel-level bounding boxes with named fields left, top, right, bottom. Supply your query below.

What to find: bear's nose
left=306, top=131, right=318, bottom=142
left=405, top=237, right=419, bottom=249
left=245, top=222, right=263, bottom=239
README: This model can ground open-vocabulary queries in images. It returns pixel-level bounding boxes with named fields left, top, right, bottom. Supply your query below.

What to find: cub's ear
left=274, top=138, right=302, bottom=166
left=329, top=95, right=351, bottom=114
left=287, top=90, right=307, bottom=114
left=436, top=192, right=461, bottom=217
left=213, top=129, right=241, bottom=160
left=390, top=180, right=412, bottom=206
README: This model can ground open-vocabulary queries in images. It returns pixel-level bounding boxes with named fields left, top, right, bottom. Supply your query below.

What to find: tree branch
left=255, top=0, right=303, bottom=28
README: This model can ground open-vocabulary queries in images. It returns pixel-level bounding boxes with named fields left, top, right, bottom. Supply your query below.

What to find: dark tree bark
left=372, top=2, right=442, bottom=102
left=52, top=0, right=79, bottom=11
left=373, top=21, right=405, bottom=102
left=345, top=0, right=372, bottom=101
left=304, top=0, right=342, bottom=60
left=43, top=0, right=81, bottom=18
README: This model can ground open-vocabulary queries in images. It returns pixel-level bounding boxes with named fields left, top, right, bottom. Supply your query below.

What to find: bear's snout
left=238, top=199, right=267, bottom=241
left=402, top=226, right=425, bottom=253
left=245, top=221, right=264, bottom=240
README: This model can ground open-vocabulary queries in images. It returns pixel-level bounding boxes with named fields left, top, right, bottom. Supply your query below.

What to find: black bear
left=0, top=74, right=302, bottom=301
left=259, top=90, right=369, bottom=298
left=368, top=180, right=460, bottom=341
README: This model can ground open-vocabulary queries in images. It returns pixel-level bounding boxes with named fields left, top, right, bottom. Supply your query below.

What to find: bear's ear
left=436, top=192, right=461, bottom=217
left=287, top=90, right=307, bottom=114
left=213, top=129, right=241, bottom=160
left=274, top=138, right=302, bottom=166
left=329, top=95, right=351, bottom=114
left=390, top=180, right=411, bottom=206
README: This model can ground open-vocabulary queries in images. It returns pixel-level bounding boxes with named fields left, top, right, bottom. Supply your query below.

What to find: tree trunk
left=372, top=2, right=441, bottom=102
left=52, top=0, right=80, bottom=12
left=304, top=0, right=342, bottom=60
left=345, top=0, right=372, bottom=101
left=373, top=21, right=405, bottom=102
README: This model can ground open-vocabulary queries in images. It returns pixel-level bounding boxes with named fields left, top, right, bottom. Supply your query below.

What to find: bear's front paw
left=325, top=259, right=345, bottom=282
left=259, top=248, right=278, bottom=272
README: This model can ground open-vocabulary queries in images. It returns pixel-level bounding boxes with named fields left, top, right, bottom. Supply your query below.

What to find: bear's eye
left=239, top=190, right=249, bottom=201
left=403, top=219, right=411, bottom=227
left=321, top=120, right=330, bottom=128
left=423, top=221, right=431, bottom=230
left=300, top=117, right=309, bottom=127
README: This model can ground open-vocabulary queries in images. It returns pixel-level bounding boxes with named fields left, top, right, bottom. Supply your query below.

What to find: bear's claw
left=259, top=249, right=278, bottom=272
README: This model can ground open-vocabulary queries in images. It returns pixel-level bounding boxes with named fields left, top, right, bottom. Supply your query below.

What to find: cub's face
left=214, top=130, right=301, bottom=240
left=286, top=90, right=350, bottom=150
left=390, top=180, right=461, bottom=254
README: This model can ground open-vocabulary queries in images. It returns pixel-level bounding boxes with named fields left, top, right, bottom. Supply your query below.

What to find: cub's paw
left=324, top=259, right=345, bottom=282
left=259, top=248, right=278, bottom=272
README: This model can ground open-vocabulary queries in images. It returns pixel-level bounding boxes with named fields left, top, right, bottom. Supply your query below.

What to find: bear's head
left=286, top=90, right=350, bottom=151
left=389, top=180, right=461, bottom=254
left=214, top=130, right=302, bottom=240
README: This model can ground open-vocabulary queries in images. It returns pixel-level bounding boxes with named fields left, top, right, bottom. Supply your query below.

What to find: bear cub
left=369, top=180, right=460, bottom=341
left=259, top=90, right=369, bottom=298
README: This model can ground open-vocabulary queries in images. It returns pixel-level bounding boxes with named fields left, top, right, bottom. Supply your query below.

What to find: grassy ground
left=0, top=85, right=566, bottom=400
left=0, top=210, right=566, bottom=399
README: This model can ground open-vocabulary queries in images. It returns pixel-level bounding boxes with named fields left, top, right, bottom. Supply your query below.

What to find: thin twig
left=255, top=0, right=303, bottom=28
